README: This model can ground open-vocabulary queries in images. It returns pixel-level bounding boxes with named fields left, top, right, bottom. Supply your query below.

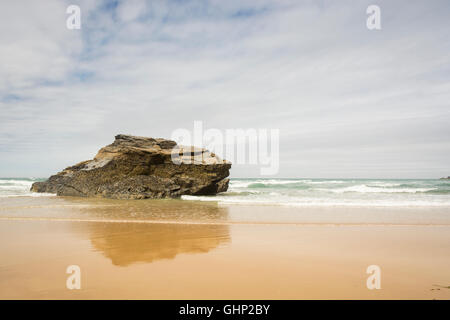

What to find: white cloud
left=116, top=0, right=147, bottom=22
left=0, top=0, right=449, bottom=178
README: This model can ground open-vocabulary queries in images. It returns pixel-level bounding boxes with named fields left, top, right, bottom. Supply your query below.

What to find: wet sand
left=0, top=196, right=449, bottom=299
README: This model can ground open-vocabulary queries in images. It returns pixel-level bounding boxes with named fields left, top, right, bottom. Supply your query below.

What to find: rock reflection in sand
left=87, top=222, right=230, bottom=266
left=68, top=199, right=231, bottom=266
left=73, top=197, right=231, bottom=222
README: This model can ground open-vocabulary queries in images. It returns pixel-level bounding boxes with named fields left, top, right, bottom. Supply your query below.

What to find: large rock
left=31, top=134, right=231, bottom=199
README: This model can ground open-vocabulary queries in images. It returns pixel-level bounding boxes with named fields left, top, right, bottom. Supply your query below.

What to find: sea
left=1, top=177, right=450, bottom=207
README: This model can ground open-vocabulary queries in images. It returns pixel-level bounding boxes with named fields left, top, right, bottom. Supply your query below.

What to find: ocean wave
left=308, top=180, right=347, bottom=184
left=0, top=178, right=46, bottom=197
left=1, top=178, right=449, bottom=205
left=183, top=178, right=450, bottom=207
left=0, top=192, right=56, bottom=198
left=230, top=179, right=312, bottom=188
left=247, top=183, right=311, bottom=189
left=319, top=185, right=437, bottom=194
left=366, top=182, right=402, bottom=187
left=220, top=190, right=261, bottom=196
left=0, top=185, right=31, bottom=190
left=0, top=179, right=34, bottom=186
left=229, top=181, right=254, bottom=188
left=181, top=195, right=450, bottom=207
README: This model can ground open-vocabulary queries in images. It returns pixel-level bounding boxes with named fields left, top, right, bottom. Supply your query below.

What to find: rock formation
left=31, top=134, right=231, bottom=199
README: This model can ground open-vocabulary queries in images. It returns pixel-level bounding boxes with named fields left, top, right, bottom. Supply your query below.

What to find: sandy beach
left=2, top=0, right=450, bottom=307
left=1, top=196, right=449, bottom=299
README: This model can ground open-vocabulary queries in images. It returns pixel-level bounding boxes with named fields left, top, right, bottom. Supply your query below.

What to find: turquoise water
left=1, top=177, right=450, bottom=207
left=183, top=178, right=450, bottom=207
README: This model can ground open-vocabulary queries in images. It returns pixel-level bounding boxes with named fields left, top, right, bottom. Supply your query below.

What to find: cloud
left=0, top=0, right=449, bottom=178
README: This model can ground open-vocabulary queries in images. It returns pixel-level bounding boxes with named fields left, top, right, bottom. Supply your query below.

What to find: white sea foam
left=229, top=181, right=254, bottom=188
left=0, top=193, right=56, bottom=198
left=0, top=180, right=34, bottom=186
left=0, top=178, right=50, bottom=197
left=0, top=185, right=31, bottom=190
left=366, top=182, right=402, bottom=187
left=230, top=179, right=311, bottom=188
left=321, top=185, right=436, bottom=194
left=184, top=178, right=450, bottom=207
left=308, top=180, right=347, bottom=184
left=182, top=195, right=450, bottom=207
left=253, top=179, right=311, bottom=185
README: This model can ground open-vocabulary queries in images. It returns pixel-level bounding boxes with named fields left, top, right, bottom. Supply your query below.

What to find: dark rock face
left=31, top=134, right=231, bottom=199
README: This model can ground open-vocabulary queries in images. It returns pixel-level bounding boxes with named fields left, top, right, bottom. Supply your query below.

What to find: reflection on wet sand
left=74, top=197, right=230, bottom=222
left=62, top=198, right=232, bottom=266
left=0, top=196, right=230, bottom=223
left=0, top=196, right=232, bottom=266
left=87, top=222, right=230, bottom=266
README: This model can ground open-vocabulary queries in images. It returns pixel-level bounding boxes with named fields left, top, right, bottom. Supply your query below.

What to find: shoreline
left=1, top=195, right=450, bottom=225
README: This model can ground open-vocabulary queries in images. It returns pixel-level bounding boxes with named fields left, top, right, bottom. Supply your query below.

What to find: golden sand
left=0, top=196, right=449, bottom=299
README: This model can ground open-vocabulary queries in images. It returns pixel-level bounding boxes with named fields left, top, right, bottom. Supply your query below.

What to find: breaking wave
left=182, top=178, right=450, bottom=207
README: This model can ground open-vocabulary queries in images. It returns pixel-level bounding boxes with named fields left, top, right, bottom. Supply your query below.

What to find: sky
left=0, top=0, right=449, bottom=178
